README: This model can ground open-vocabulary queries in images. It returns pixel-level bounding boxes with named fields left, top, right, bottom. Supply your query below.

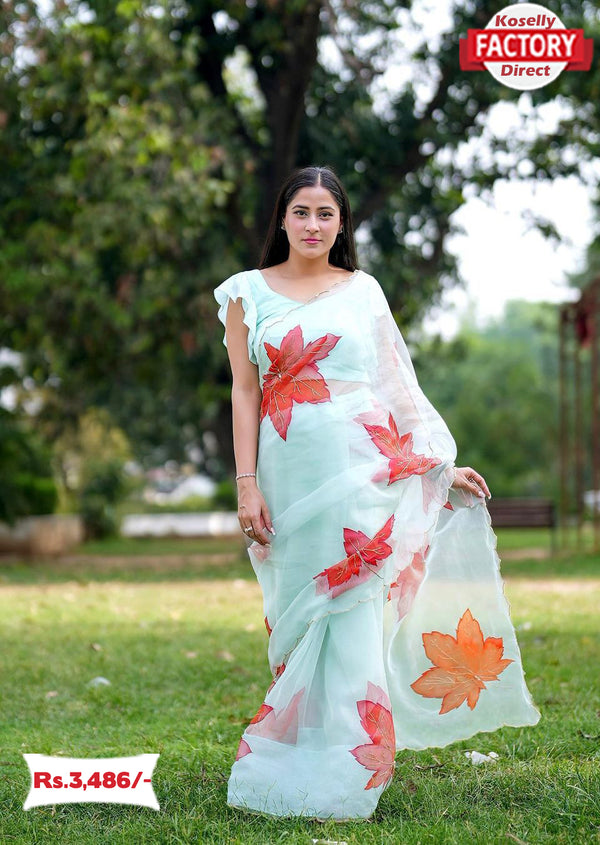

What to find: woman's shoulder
left=356, top=268, right=378, bottom=285
left=354, top=270, right=391, bottom=315
left=214, top=267, right=253, bottom=286
left=213, top=268, right=259, bottom=298
left=355, top=269, right=385, bottom=296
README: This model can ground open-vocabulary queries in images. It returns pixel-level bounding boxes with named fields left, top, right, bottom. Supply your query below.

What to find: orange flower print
left=313, top=514, right=395, bottom=598
left=260, top=325, right=341, bottom=440
left=410, top=609, right=514, bottom=714
left=350, top=682, right=396, bottom=789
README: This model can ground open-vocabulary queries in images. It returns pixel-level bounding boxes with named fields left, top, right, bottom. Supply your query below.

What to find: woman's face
left=282, top=185, right=343, bottom=261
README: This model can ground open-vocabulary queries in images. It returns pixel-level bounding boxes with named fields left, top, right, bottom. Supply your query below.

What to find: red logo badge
left=460, top=2, right=593, bottom=90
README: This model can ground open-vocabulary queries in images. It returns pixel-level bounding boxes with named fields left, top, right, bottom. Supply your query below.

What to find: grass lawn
left=0, top=532, right=599, bottom=844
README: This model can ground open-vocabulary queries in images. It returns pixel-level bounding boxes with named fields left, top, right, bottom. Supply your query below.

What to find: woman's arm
left=225, top=297, right=274, bottom=545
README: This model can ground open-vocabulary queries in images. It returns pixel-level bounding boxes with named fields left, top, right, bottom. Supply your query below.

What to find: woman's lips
left=303, top=239, right=321, bottom=243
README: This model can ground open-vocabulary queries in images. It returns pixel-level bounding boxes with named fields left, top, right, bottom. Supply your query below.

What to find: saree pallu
left=214, top=268, right=540, bottom=820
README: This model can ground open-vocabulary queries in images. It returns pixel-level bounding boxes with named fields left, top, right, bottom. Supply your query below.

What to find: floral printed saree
left=213, top=267, right=540, bottom=820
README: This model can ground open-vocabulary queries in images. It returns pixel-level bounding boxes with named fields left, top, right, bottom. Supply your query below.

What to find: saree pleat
left=214, top=268, right=540, bottom=820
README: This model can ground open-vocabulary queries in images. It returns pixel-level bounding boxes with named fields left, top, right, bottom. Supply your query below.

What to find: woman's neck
left=278, top=254, right=338, bottom=279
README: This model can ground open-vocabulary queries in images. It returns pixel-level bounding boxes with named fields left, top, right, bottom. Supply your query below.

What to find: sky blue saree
left=213, top=268, right=540, bottom=820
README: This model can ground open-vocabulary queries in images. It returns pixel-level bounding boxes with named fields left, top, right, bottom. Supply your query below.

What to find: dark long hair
left=258, top=165, right=358, bottom=271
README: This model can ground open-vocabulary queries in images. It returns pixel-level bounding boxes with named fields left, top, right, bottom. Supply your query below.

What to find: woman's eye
left=293, top=211, right=333, bottom=218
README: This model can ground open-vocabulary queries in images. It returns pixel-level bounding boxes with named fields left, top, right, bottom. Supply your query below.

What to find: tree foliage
left=0, top=0, right=597, bottom=472
left=414, top=301, right=560, bottom=497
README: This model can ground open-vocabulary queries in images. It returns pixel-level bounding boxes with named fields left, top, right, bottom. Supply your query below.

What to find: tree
left=1, top=0, right=597, bottom=473
left=413, top=301, right=560, bottom=497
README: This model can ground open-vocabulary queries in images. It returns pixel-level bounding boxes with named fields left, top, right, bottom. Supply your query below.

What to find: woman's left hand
left=451, top=466, right=491, bottom=499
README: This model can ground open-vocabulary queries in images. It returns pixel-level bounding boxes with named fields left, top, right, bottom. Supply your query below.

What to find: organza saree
left=213, top=268, right=540, bottom=820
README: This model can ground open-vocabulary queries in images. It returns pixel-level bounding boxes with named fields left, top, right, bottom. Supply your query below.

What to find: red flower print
left=313, top=514, right=395, bottom=598
left=260, top=325, right=341, bottom=440
left=350, top=682, right=396, bottom=789
left=360, top=411, right=441, bottom=485
left=249, top=702, right=273, bottom=725
left=266, top=662, right=286, bottom=694
left=264, top=616, right=272, bottom=636
left=410, top=609, right=514, bottom=714
left=388, top=546, right=428, bottom=622
left=421, top=473, right=444, bottom=513
left=235, top=738, right=252, bottom=760
left=245, top=688, right=305, bottom=744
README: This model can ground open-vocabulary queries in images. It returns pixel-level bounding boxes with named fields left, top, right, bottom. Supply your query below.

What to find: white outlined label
left=459, top=3, right=593, bottom=90
left=23, top=754, right=160, bottom=810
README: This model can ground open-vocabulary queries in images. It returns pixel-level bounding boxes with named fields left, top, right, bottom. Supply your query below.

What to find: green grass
left=494, top=527, right=556, bottom=551
left=78, top=535, right=244, bottom=557
left=1, top=534, right=599, bottom=843
left=495, top=524, right=599, bottom=554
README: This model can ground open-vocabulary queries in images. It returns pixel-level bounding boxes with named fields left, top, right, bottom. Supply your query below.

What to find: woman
left=213, top=165, right=540, bottom=821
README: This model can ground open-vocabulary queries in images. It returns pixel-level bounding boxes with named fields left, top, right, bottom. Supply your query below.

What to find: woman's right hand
left=237, top=478, right=275, bottom=546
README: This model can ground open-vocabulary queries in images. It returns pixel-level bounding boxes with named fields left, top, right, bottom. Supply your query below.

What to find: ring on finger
left=243, top=526, right=253, bottom=534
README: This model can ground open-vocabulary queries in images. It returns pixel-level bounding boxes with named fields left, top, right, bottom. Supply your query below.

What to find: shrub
left=0, top=409, right=58, bottom=525
left=212, top=478, right=237, bottom=510
left=78, top=459, right=128, bottom=539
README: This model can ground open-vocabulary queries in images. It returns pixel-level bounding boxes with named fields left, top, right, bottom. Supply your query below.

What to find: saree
left=213, top=267, right=540, bottom=820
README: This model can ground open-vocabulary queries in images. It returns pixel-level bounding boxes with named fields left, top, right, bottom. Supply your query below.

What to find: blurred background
left=1, top=0, right=598, bottom=550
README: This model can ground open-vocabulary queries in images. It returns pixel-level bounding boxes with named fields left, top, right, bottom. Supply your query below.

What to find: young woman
left=213, top=165, right=540, bottom=821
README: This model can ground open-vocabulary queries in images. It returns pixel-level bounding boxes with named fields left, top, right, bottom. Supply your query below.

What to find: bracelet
left=236, top=472, right=256, bottom=480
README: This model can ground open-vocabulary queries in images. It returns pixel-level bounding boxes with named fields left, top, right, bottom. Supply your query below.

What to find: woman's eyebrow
left=291, top=204, right=336, bottom=210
